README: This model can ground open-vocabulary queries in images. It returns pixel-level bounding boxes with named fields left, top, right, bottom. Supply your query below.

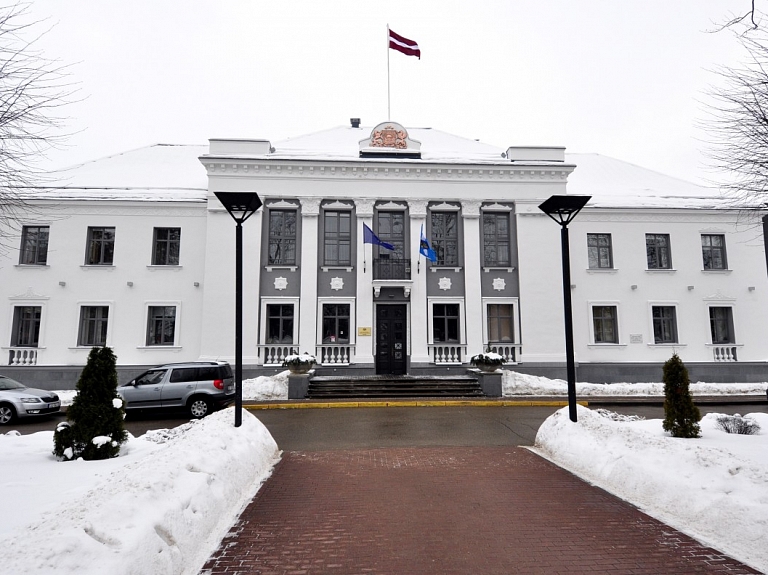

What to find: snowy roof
left=28, top=144, right=209, bottom=202
left=21, top=126, right=742, bottom=210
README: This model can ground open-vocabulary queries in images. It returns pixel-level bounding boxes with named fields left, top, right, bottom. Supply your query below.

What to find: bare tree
left=0, top=3, right=72, bottom=235
left=704, top=31, right=768, bottom=207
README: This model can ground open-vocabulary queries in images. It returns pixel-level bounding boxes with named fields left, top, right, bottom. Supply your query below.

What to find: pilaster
left=298, top=197, right=320, bottom=355
left=354, top=199, right=375, bottom=366
left=462, top=200, right=484, bottom=358
left=408, top=200, right=431, bottom=363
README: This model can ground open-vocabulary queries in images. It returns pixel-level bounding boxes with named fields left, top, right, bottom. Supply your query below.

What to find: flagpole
left=386, top=24, right=391, bottom=120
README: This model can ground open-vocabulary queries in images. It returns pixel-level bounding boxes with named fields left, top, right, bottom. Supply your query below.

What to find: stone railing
left=316, top=344, right=354, bottom=365
left=8, top=347, right=38, bottom=366
left=258, top=345, right=299, bottom=366
left=711, top=345, right=738, bottom=362
left=428, top=344, right=467, bottom=365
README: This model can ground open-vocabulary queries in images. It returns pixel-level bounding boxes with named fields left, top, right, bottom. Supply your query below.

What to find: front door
left=376, top=305, right=407, bottom=375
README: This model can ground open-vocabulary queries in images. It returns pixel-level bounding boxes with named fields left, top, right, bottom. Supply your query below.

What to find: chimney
left=350, top=118, right=361, bottom=128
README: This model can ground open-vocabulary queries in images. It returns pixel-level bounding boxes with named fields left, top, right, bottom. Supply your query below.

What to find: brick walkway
left=202, top=447, right=759, bottom=574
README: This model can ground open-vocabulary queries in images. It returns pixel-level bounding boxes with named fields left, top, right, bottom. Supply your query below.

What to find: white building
left=1, top=121, right=766, bottom=389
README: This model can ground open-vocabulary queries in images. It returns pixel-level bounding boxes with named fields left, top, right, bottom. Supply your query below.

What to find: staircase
left=307, top=374, right=484, bottom=399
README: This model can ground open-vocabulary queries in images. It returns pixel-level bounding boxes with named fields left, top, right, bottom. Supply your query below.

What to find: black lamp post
left=538, top=195, right=591, bottom=423
left=214, top=191, right=263, bottom=427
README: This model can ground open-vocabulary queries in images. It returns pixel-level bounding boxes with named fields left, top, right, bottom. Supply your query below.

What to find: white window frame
left=260, top=297, right=300, bottom=345
left=74, top=301, right=114, bottom=348
left=706, top=303, right=737, bottom=345
left=316, top=297, right=356, bottom=345
left=140, top=301, right=181, bottom=348
left=481, top=297, right=519, bottom=347
left=587, top=300, right=622, bottom=346
left=647, top=301, right=683, bottom=347
left=427, top=297, right=466, bottom=345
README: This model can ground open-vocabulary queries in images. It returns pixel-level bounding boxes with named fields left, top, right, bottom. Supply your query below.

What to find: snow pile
left=0, top=408, right=280, bottom=575
left=242, top=371, right=289, bottom=401
left=535, top=405, right=768, bottom=572
left=503, top=371, right=767, bottom=397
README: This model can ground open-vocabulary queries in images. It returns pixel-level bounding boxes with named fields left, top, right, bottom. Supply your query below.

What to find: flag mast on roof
left=387, top=25, right=420, bottom=120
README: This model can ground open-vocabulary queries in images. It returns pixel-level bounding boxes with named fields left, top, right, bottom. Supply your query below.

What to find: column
left=408, top=199, right=431, bottom=364
left=354, top=199, right=375, bottom=366
left=462, top=200, right=484, bottom=358
left=298, top=197, right=320, bottom=356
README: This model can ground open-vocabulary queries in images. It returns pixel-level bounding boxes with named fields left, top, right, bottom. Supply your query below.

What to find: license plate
left=49, top=402, right=60, bottom=409
left=227, top=386, right=234, bottom=392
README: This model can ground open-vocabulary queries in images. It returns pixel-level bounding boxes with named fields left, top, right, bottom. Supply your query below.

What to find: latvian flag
left=389, top=28, right=420, bottom=59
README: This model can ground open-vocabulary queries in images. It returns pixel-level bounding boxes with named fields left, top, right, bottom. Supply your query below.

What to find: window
left=433, top=303, right=460, bottom=343
left=86, top=227, right=115, bottom=265
left=20, top=226, right=49, bottom=265
left=646, top=234, right=671, bottom=269
left=268, top=210, right=297, bottom=265
left=431, top=212, right=458, bottom=266
left=152, top=228, right=181, bottom=265
left=483, top=213, right=510, bottom=266
left=702, top=234, right=727, bottom=270
left=376, top=211, right=406, bottom=258
left=322, top=304, right=350, bottom=343
left=78, top=306, right=109, bottom=347
left=266, top=304, right=294, bottom=344
left=587, top=233, right=612, bottom=269
left=323, top=211, right=351, bottom=266
left=487, top=304, right=514, bottom=343
left=146, top=306, right=176, bottom=346
left=652, top=306, right=677, bottom=344
left=592, top=306, right=618, bottom=344
left=709, top=307, right=735, bottom=344
left=12, top=306, right=41, bottom=347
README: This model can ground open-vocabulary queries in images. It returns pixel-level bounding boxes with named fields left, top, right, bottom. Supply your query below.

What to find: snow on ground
left=0, top=408, right=280, bottom=575
left=535, top=405, right=768, bottom=573
left=7, top=373, right=768, bottom=574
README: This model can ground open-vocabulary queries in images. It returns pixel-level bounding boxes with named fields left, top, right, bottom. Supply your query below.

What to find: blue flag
left=363, top=223, right=395, bottom=250
left=420, top=224, right=437, bottom=262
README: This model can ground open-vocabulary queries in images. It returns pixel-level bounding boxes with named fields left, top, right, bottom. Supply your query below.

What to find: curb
left=245, top=399, right=586, bottom=410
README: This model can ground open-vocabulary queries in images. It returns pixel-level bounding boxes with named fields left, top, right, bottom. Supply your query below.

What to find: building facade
left=1, top=122, right=766, bottom=388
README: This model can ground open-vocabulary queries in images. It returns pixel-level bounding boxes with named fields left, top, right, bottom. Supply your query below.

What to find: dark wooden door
left=375, top=305, right=407, bottom=375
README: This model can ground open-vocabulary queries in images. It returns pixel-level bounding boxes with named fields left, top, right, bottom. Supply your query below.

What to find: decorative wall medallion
left=274, top=277, right=288, bottom=291
left=438, top=277, right=452, bottom=291
left=330, top=277, right=344, bottom=291
left=371, top=125, right=408, bottom=149
left=492, top=278, right=506, bottom=291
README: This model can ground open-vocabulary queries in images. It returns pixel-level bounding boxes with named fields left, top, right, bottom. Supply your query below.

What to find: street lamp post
left=538, top=195, right=591, bottom=423
left=214, top=191, right=263, bottom=428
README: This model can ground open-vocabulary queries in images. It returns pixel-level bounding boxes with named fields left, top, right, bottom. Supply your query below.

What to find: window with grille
left=266, top=304, right=294, bottom=344
left=587, top=233, right=613, bottom=269
left=322, top=304, right=350, bottom=343
left=431, top=212, right=458, bottom=266
left=483, top=213, right=510, bottom=266
left=652, top=306, right=677, bottom=344
left=268, top=210, right=297, bottom=265
left=323, top=211, right=351, bottom=266
left=146, top=306, right=176, bottom=346
left=86, top=227, right=116, bottom=265
left=592, top=305, right=618, bottom=343
left=646, top=234, right=671, bottom=269
left=78, top=306, right=109, bottom=347
left=152, top=228, right=181, bottom=265
left=20, top=226, right=49, bottom=265
left=702, top=234, right=727, bottom=270
left=12, top=306, right=41, bottom=347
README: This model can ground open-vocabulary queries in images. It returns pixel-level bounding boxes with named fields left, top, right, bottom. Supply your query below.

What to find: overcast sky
left=27, top=1, right=757, bottom=185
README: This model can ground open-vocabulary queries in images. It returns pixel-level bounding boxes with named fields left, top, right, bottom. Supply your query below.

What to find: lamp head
left=214, top=191, right=263, bottom=224
left=538, top=195, right=591, bottom=226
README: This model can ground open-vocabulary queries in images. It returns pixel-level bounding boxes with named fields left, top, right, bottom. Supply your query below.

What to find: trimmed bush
left=53, top=347, right=127, bottom=460
left=662, top=353, right=701, bottom=438
left=716, top=414, right=761, bottom=435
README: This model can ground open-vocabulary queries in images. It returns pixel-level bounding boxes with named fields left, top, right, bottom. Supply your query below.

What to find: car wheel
left=188, top=397, right=211, bottom=419
left=0, top=403, right=16, bottom=425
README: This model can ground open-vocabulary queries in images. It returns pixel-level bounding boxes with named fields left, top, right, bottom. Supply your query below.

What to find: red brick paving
left=201, top=447, right=759, bottom=574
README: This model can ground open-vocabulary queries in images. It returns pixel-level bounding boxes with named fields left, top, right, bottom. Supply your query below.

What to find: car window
left=135, top=370, right=167, bottom=385
left=197, top=366, right=219, bottom=380
left=169, top=367, right=199, bottom=383
left=219, top=365, right=233, bottom=378
left=0, top=378, right=25, bottom=390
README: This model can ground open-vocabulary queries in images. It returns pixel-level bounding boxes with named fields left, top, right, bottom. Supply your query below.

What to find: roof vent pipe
left=350, top=118, right=361, bottom=128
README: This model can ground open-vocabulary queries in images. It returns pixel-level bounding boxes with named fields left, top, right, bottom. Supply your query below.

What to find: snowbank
left=534, top=405, right=768, bottom=572
left=0, top=408, right=280, bottom=575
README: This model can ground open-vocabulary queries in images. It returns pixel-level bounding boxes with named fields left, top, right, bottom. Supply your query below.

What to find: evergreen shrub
left=662, top=353, right=701, bottom=438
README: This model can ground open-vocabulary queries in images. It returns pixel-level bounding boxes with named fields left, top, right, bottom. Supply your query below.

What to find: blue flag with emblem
left=419, top=223, right=437, bottom=262
left=363, top=223, right=395, bottom=250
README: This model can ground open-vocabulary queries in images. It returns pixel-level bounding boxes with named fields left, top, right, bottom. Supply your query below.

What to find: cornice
left=200, top=158, right=571, bottom=184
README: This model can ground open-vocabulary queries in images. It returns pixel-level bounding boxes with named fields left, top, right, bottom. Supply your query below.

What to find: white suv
left=118, top=361, right=235, bottom=419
